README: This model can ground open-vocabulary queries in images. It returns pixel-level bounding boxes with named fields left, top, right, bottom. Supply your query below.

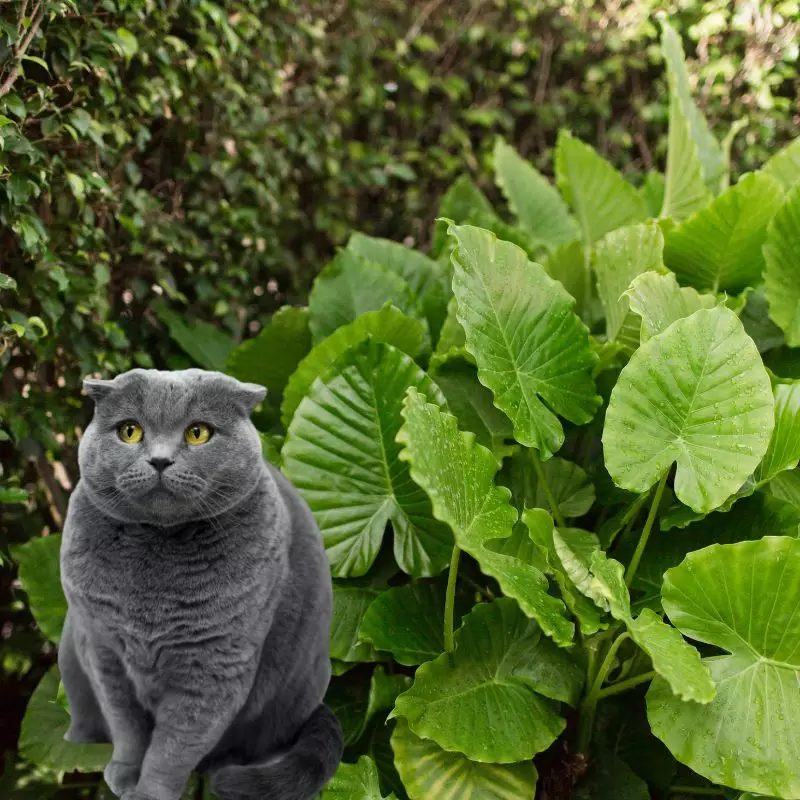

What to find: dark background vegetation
left=0, top=0, right=797, bottom=794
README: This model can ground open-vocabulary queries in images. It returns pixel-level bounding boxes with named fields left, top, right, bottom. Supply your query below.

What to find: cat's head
left=78, top=368, right=266, bottom=527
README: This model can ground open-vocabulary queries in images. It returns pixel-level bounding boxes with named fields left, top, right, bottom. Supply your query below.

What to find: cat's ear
left=234, top=381, right=267, bottom=413
left=83, top=378, right=115, bottom=403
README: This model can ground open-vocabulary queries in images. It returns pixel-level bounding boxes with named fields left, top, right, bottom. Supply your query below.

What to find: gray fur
left=59, top=368, right=342, bottom=800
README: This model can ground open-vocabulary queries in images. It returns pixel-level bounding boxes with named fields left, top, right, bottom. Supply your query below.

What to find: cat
left=58, top=367, right=343, bottom=800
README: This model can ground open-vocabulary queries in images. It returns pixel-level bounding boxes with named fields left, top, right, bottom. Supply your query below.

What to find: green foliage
left=6, top=3, right=800, bottom=798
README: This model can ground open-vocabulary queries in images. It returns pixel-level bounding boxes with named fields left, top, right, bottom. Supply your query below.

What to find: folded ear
left=83, top=378, right=115, bottom=403
left=234, top=381, right=267, bottom=413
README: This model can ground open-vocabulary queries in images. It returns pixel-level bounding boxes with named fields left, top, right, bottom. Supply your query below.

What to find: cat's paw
left=104, top=760, right=141, bottom=797
left=64, top=724, right=109, bottom=744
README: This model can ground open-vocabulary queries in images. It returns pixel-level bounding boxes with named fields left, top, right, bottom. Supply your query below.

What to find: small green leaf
left=664, top=172, right=785, bottom=292
left=114, top=27, right=139, bottom=60
left=308, top=251, right=421, bottom=343
left=755, top=382, right=800, bottom=484
left=449, top=223, right=600, bottom=458
left=555, top=130, right=647, bottom=245
left=392, top=598, right=581, bottom=762
left=398, top=390, right=573, bottom=644
left=764, top=185, right=800, bottom=346
left=330, top=586, right=382, bottom=663
left=153, top=304, right=235, bottom=371
left=603, top=306, right=774, bottom=513
left=432, top=176, right=495, bottom=257
left=493, top=138, right=579, bottom=249
left=762, top=138, right=800, bottom=191
left=322, top=755, right=395, bottom=800
left=0, top=486, right=28, bottom=503
left=648, top=537, right=800, bottom=798
left=281, top=304, right=427, bottom=428
left=0, top=273, right=17, bottom=292
left=542, top=239, right=591, bottom=322
left=391, top=718, right=538, bottom=800
left=282, top=342, right=452, bottom=578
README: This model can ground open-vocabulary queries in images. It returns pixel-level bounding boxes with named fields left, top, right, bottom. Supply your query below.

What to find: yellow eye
left=118, top=421, right=144, bottom=444
left=185, top=422, right=213, bottom=445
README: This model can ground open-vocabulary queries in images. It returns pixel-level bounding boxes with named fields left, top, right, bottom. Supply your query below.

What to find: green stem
left=625, top=471, right=668, bottom=587
left=444, top=546, right=461, bottom=653
left=669, top=787, right=724, bottom=797
left=605, top=491, right=649, bottom=550
left=577, top=631, right=631, bottom=754
left=530, top=449, right=566, bottom=528
left=596, top=670, right=655, bottom=700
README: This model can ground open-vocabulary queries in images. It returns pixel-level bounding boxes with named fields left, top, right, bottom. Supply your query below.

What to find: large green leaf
left=359, top=582, right=448, bottom=666
left=347, top=233, right=448, bottom=337
left=322, top=756, right=396, bottom=800
left=660, top=20, right=724, bottom=193
left=330, top=585, right=382, bottom=663
left=391, top=598, right=581, bottom=762
left=543, top=239, right=593, bottom=323
left=603, top=306, right=774, bottom=514
left=648, top=537, right=800, bottom=799
left=663, top=172, right=785, bottom=292
left=493, top=138, right=579, bottom=249
left=398, top=389, right=574, bottom=644
left=593, top=221, right=664, bottom=350
left=308, top=251, right=421, bottom=342
left=764, top=185, right=800, bottom=346
left=762, top=138, right=800, bottom=191
left=391, top=719, right=538, bottom=800
left=281, top=304, right=427, bottom=428
left=448, top=223, right=600, bottom=458
left=282, top=341, right=452, bottom=578
left=153, top=303, right=235, bottom=371
left=225, top=306, right=311, bottom=396
left=624, top=271, right=717, bottom=343
left=19, top=665, right=111, bottom=772
left=553, top=533, right=715, bottom=704
left=12, top=534, right=66, bottom=644
left=756, top=382, right=800, bottom=484
left=555, top=130, right=647, bottom=245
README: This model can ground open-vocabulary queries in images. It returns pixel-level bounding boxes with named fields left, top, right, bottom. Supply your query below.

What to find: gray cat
left=58, top=368, right=342, bottom=800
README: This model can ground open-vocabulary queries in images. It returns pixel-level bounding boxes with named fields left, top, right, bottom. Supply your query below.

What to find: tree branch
left=0, top=0, right=46, bottom=99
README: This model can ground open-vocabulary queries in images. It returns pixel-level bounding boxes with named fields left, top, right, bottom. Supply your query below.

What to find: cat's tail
left=209, top=704, right=344, bottom=800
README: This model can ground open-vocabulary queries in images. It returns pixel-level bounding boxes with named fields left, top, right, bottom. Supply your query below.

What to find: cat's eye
left=185, top=422, right=213, bottom=445
left=118, top=420, right=144, bottom=444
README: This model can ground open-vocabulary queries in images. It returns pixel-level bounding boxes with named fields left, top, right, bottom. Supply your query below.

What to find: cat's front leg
left=123, top=679, right=242, bottom=800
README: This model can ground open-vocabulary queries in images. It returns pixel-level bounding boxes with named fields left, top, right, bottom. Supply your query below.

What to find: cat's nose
left=149, top=457, right=174, bottom=473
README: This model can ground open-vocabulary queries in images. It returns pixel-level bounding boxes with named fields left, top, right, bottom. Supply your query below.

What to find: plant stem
left=596, top=670, right=655, bottom=699
left=625, top=471, right=668, bottom=587
left=530, top=449, right=566, bottom=528
left=444, top=545, right=461, bottom=653
left=605, top=491, right=649, bottom=550
left=576, top=631, right=630, bottom=754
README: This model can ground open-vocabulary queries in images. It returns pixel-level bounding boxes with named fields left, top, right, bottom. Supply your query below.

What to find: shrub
left=9, top=15, right=800, bottom=799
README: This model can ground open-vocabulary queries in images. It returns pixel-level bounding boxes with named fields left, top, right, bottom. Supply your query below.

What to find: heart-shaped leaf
left=330, top=585, right=383, bottom=663
left=762, top=138, right=800, bottom=191
left=398, top=389, right=573, bottom=644
left=448, top=222, right=600, bottom=458
left=308, top=251, right=422, bottom=342
left=493, top=138, right=579, bottom=249
left=281, top=304, right=427, bottom=428
left=391, top=598, right=582, bottom=762
left=764, top=185, right=800, bottom=346
left=391, top=718, right=538, bottom=800
left=282, top=341, right=452, bottom=578
left=322, top=755, right=396, bottom=800
left=555, top=130, right=647, bottom=245
left=543, top=239, right=593, bottom=323
left=648, top=537, right=800, bottom=799
left=603, top=306, right=774, bottom=513
left=593, top=221, right=664, bottom=351
left=664, top=172, right=785, bottom=292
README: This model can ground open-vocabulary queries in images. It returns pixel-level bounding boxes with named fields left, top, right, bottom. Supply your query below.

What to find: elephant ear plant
left=12, top=19, right=800, bottom=800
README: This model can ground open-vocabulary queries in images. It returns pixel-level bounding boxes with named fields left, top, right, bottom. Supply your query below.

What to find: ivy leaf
left=593, top=221, right=664, bottom=351
left=493, top=138, right=579, bottom=249
left=391, top=598, right=581, bottom=762
left=663, top=173, right=785, bottom=292
left=225, top=306, right=311, bottom=397
left=764, top=185, right=800, bottom=346
left=648, top=537, right=800, bottom=799
left=282, top=341, right=452, bottom=578
left=330, top=585, right=382, bottom=663
left=398, top=389, right=574, bottom=645
left=322, top=755, right=396, bottom=800
left=11, top=534, right=66, bottom=644
left=391, top=718, right=538, bottom=800
left=762, top=138, right=800, bottom=191
left=448, top=223, right=600, bottom=459
left=19, top=666, right=111, bottom=772
left=308, top=251, right=422, bottom=343
left=624, top=271, right=717, bottom=342
left=555, top=130, right=647, bottom=245
left=281, top=304, right=427, bottom=428
left=603, top=307, right=774, bottom=514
